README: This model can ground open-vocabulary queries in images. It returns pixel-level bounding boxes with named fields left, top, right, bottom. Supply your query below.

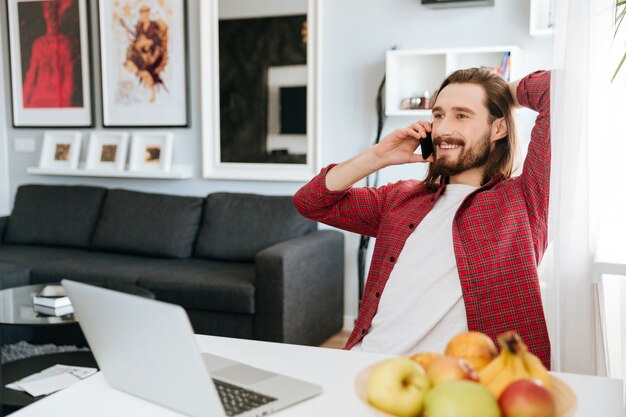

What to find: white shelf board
left=27, top=164, right=193, bottom=179
left=386, top=109, right=433, bottom=117
left=388, top=107, right=532, bottom=119
left=385, top=46, right=520, bottom=117
left=530, top=28, right=553, bottom=37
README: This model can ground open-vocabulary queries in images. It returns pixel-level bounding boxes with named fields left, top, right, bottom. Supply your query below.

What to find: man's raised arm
left=514, top=70, right=552, bottom=228
left=293, top=121, right=433, bottom=237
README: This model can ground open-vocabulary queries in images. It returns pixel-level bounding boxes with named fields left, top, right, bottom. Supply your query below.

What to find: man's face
left=430, top=83, right=495, bottom=177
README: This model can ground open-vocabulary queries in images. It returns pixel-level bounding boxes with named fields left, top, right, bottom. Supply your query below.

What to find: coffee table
left=0, top=283, right=154, bottom=411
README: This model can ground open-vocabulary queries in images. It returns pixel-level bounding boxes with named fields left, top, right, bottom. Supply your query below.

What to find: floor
left=320, top=330, right=351, bottom=349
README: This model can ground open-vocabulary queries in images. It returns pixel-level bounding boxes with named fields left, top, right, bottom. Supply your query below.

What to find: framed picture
left=98, top=0, right=189, bottom=127
left=128, top=132, right=173, bottom=172
left=200, top=0, right=321, bottom=181
left=39, top=131, right=82, bottom=170
left=7, top=0, right=93, bottom=127
left=85, top=132, right=130, bottom=171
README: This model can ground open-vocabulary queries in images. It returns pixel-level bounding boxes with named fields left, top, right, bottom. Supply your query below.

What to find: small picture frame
left=85, top=132, right=129, bottom=171
left=39, top=131, right=82, bottom=170
left=128, top=132, right=173, bottom=172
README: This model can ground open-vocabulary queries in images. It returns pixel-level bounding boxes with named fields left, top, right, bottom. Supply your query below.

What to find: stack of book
left=33, top=285, right=74, bottom=316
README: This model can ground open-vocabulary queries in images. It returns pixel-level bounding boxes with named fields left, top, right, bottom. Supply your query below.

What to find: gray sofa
left=0, top=184, right=344, bottom=347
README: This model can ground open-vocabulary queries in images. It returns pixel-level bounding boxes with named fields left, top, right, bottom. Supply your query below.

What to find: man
left=293, top=69, right=552, bottom=368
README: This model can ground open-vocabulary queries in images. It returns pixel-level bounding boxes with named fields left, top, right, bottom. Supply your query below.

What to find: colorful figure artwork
left=101, top=0, right=187, bottom=126
left=18, top=0, right=83, bottom=108
left=118, top=4, right=169, bottom=103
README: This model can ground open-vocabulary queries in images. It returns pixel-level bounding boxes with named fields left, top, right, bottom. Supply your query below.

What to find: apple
left=445, top=331, right=498, bottom=371
left=409, top=352, right=442, bottom=371
left=426, top=356, right=478, bottom=386
left=423, top=380, right=502, bottom=417
left=498, top=379, right=556, bottom=417
left=366, top=358, right=430, bottom=417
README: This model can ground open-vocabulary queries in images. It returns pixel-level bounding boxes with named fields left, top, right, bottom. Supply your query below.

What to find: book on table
left=33, top=304, right=74, bottom=317
left=33, top=284, right=72, bottom=308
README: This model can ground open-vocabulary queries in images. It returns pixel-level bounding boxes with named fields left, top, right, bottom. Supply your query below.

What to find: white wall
left=0, top=14, right=9, bottom=216
left=0, top=0, right=552, bottom=328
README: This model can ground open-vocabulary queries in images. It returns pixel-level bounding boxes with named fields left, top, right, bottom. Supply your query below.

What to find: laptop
left=62, top=279, right=322, bottom=417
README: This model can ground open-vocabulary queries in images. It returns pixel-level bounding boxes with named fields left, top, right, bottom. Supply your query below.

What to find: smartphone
left=420, top=131, right=434, bottom=159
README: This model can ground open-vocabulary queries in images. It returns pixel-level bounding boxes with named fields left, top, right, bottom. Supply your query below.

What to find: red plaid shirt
left=294, top=70, right=552, bottom=369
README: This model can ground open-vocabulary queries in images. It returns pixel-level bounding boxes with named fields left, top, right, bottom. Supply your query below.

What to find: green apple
left=366, top=358, right=430, bottom=417
left=423, top=380, right=501, bottom=417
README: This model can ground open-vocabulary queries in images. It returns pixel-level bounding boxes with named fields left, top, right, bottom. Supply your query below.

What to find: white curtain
left=547, top=0, right=625, bottom=374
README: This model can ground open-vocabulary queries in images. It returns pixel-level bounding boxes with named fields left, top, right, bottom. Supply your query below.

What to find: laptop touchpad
left=212, top=365, right=276, bottom=386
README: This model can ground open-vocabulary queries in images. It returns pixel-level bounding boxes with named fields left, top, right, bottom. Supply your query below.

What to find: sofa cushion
left=0, top=262, right=31, bottom=289
left=0, top=244, right=87, bottom=267
left=194, top=193, right=316, bottom=261
left=137, top=259, right=256, bottom=314
left=30, top=252, right=163, bottom=285
left=92, top=189, right=204, bottom=259
left=4, top=185, right=107, bottom=248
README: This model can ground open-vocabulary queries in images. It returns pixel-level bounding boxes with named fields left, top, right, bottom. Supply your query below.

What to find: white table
left=9, top=335, right=625, bottom=417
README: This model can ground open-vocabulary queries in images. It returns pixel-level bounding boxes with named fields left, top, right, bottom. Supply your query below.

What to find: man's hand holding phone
left=325, top=120, right=434, bottom=191
left=372, top=120, right=434, bottom=168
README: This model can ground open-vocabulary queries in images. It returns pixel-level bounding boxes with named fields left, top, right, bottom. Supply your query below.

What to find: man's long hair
left=423, top=68, right=518, bottom=191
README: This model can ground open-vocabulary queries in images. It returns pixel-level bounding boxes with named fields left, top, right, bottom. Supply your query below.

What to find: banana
left=483, top=356, right=516, bottom=398
left=478, top=347, right=508, bottom=386
left=522, top=350, right=552, bottom=390
left=478, top=331, right=552, bottom=399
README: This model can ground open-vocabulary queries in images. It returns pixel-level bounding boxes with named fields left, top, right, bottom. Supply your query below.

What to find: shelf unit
left=385, top=46, right=520, bottom=117
left=529, top=0, right=554, bottom=37
left=27, top=164, right=193, bottom=179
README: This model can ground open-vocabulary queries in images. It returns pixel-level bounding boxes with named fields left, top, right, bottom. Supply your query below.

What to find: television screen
left=279, top=86, right=307, bottom=134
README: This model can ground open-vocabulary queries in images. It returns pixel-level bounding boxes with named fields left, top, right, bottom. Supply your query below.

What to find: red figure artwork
left=19, top=0, right=83, bottom=108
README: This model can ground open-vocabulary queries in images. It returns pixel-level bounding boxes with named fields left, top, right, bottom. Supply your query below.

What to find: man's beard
left=432, top=131, right=491, bottom=178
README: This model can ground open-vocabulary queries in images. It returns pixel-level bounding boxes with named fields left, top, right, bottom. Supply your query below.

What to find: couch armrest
left=0, top=216, right=8, bottom=243
left=254, top=230, right=344, bottom=346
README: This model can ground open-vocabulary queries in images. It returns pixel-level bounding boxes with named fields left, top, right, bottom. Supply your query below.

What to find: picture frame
left=200, top=0, right=321, bottom=182
left=85, top=132, right=130, bottom=171
left=39, top=131, right=82, bottom=170
left=98, top=0, right=189, bottom=127
left=7, top=0, right=93, bottom=127
left=128, top=132, right=173, bottom=172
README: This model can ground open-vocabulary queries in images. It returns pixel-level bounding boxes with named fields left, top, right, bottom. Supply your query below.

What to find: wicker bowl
left=354, top=361, right=577, bottom=417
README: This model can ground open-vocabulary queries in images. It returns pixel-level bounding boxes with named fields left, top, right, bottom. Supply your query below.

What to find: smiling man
left=293, top=69, right=552, bottom=368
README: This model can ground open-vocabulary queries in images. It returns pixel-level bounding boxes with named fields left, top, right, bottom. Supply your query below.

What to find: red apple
left=426, top=356, right=478, bottom=386
left=498, top=379, right=556, bottom=417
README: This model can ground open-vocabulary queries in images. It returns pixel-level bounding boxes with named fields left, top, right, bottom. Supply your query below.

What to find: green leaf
left=612, top=51, right=626, bottom=83
left=614, top=9, right=625, bottom=37
left=616, top=5, right=626, bottom=24
left=613, top=2, right=626, bottom=82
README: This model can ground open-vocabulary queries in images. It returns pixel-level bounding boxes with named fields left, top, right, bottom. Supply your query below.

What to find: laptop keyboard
left=212, top=378, right=278, bottom=416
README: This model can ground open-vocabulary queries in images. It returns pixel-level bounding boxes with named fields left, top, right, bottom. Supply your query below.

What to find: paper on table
left=18, top=372, right=78, bottom=397
left=6, top=364, right=97, bottom=396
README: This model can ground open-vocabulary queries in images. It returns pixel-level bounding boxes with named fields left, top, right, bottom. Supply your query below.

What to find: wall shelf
left=27, top=164, right=193, bottom=179
left=529, top=0, right=554, bottom=37
left=385, top=46, right=521, bottom=117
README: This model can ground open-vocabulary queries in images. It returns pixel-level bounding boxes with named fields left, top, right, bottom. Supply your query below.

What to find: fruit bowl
left=354, top=361, right=577, bottom=417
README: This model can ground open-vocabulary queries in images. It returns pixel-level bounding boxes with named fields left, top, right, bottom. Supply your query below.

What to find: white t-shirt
left=352, top=183, right=478, bottom=355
